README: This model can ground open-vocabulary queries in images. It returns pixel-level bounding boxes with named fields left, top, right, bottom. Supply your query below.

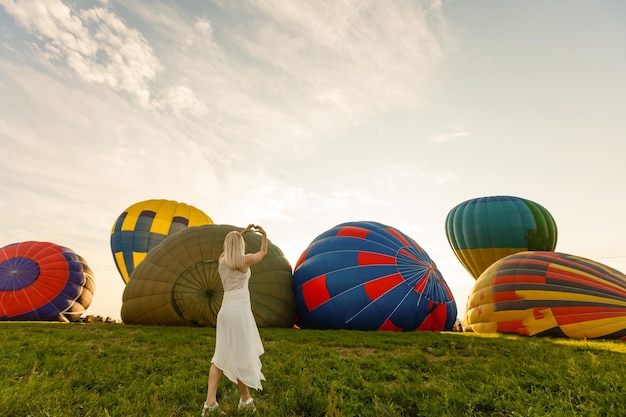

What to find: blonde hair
left=223, top=231, right=245, bottom=269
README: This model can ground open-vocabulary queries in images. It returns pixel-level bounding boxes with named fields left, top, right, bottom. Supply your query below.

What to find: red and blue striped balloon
left=293, top=221, right=457, bottom=331
left=0, top=241, right=95, bottom=321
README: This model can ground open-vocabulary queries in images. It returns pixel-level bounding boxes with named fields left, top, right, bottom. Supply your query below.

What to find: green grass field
left=1, top=322, right=625, bottom=417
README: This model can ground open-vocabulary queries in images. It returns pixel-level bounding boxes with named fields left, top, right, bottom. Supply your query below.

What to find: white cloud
left=158, top=84, right=208, bottom=117
left=430, top=130, right=470, bottom=144
left=0, top=0, right=213, bottom=117
left=219, top=0, right=450, bottom=140
left=432, top=171, right=460, bottom=184
left=1, top=0, right=162, bottom=106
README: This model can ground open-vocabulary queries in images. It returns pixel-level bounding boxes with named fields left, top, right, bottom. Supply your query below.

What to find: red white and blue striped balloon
left=293, top=221, right=457, bottom=331
left=0, top=241, right=95, bottom=321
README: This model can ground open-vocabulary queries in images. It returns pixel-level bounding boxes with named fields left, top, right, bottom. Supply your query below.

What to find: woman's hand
left=240, top=224, right=256, bottom=236
left=241, top=224, right=266, bottom=237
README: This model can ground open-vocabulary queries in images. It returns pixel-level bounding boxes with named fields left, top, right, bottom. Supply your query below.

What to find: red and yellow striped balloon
left=464, top=251, right=626, bottom=340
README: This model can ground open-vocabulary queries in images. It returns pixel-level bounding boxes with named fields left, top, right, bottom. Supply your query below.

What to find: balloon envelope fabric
left=121, top=224, right=295, bottom=327
left=293, top=221, right=457, bottom=331
left=0, top=241, right=95, bottom=322
left=463, top=251, right=626, bottom=340
left=445, top=195, right=557, bottom=279
left=110, top=199, right=213, bottom=284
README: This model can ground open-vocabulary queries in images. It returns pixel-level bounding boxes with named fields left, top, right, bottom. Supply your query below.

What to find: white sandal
left=201, top=402, right=219, bottom=415
left=238, top=397, right=256, bottom=412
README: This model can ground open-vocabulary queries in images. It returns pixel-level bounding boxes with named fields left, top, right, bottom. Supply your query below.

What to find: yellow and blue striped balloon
left=110, top=199, right=213, bottom=284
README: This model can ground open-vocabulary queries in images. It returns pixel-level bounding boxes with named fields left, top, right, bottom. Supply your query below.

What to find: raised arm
left=243, top=225, right=268, bottom=267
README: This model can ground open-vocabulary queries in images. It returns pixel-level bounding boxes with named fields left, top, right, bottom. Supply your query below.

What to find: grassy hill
left=1, top=322, right=625, bottom=416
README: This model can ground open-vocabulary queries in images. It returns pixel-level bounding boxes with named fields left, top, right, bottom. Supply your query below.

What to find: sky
left=1, top=0, right=625, bottom=321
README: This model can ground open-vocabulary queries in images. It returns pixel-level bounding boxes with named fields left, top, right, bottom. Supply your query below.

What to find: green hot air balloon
left=121, top=224, right=295, bottom=327
left=445, top=196, right=557, bottom=279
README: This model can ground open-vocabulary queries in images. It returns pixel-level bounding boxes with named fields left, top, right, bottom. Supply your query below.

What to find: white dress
left=211, top=260, right=265, bottom=390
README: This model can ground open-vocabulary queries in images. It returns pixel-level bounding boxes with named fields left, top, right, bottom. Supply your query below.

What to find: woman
left=202, top=224, right=268, bottom=415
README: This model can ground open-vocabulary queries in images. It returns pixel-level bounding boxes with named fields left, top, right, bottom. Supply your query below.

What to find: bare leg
left=205, top=364, right=222, bottom=405
left=237, top=379, right=252, bottom=402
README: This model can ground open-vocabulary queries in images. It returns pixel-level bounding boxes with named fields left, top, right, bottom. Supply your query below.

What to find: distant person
left=202, top=224, right=268, bottom=415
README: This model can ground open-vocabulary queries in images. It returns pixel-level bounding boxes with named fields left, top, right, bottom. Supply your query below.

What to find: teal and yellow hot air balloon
left=445, top=196, right=557, bottom=279
left=110, top=199, right=213, bottom=284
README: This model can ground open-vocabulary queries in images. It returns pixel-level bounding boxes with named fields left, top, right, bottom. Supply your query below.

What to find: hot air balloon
left=463, top=251, right=626, bottom=340
left=0, top=241, right=95, bottom=322
left=110, top=199, right=213, bottom=284
left=445, top=196, right=557, bottom=279
left=121, top=224, right=295, bottom=327
left=293, top=221, right=457, bottom=331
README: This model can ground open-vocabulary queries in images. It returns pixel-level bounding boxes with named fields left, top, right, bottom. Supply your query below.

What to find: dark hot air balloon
left=121, top=224, right=295, bottom=327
